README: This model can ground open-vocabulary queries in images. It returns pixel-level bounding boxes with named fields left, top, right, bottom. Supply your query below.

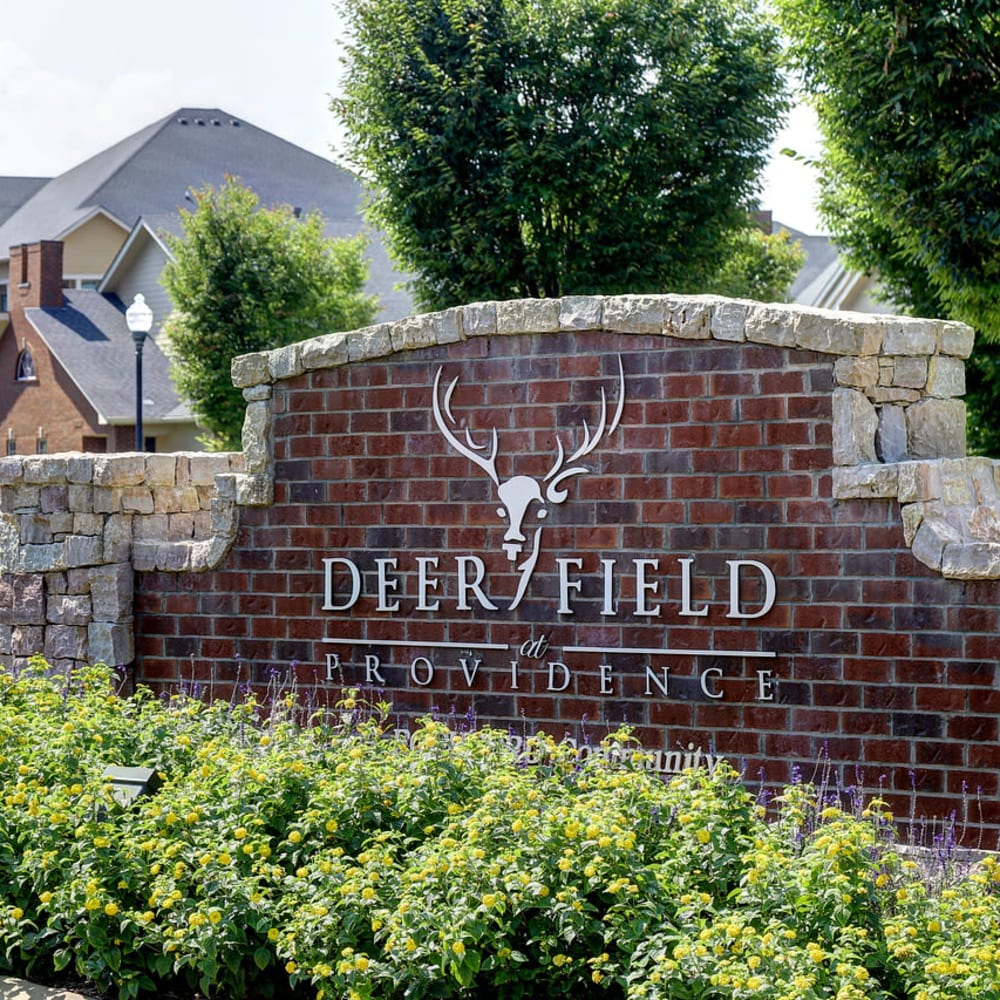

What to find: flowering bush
left=0, top=658, right=996, bottom=999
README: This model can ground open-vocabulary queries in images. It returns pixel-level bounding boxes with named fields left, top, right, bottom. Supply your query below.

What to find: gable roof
left=25, top=289, right=186, bottom=425
left=0, top=110, right=366, bottom=252
left=0, top=108, right=412, bottom=320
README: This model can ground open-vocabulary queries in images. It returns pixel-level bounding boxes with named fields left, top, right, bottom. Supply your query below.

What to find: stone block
left=88, top=621, right=134, bottom=666
left=496, top=298, right=561, bottom=335
left=901, top=503, right=924, bottom=546
left=22, top=543, right=65, bottom=572
left=559, top=296, right=603, bottom=330
left=883, top=319, right=939, bottom=356
left=103, top=515, right=133, bottom=564
left=242, top=400, right=272, bottom=475
left=167, top=513, right=195, bottom=541
left=44, top=625, right=87, bottom=662
left=230, top=351, right=271, bottom=389
left=21, top=516, right=53, bottom=545
left=910, top=518, right=956, bottom=572
left=831, top=464, right=900, bottom=499
left=47, top=512, right=74, bottom=535
left=664, top=296, right=713, bottom=339
left=64, top=534, right=103, bottom=568
left=210, top=497, right=238, bottom=538
left=892, top=356, right=928, bottom=389
left=938, top=321, right=975, bottom=359
left=461, top=302, right=498, bottom=338
left=742, top=303, right=795, bottom=347
left=93, top=454, right=145, bottom=487
left=709, top=300, right=749, bottom=342
left=0, top=624, right=11, bottom=655
left=13, top=575, right=45, bottom=624
left=72, top=513, right=104, bottom=536
left=131, top=541, right=158, bottom=573
left=833, top=356, right=879, bottom=389
left=347, top=323, right=393, bottom=363
left=243, top=384, right=271, bottom=402
left=22, top=456, right=69, bottom=485
left=89, top=563, right=133, bottom=621
left=92, top=488, right=117, bottom=514
left=832, top=388, right=878, bottom=465
left=896, top=461, right=941, bottom=504
left=926, top=356, right=965, bottom=398
left=235, top=474, right=273, bottom=506
left=47, top=594, right=91, bottom=626
left=603, top=295, right=666, bottom=334
left=0, top=458, right=24, bottom=485
left=390, top=310, right=462, bottom=352
left=299, top=331, right=349, bottom=370
left=876, top=405, right=908, bottom=463
left=187, top=455, right=229, bottom=486
left=11, top=625, right=44, bottom=656
left=795, top=310, right=883, bottom=356
left=133, top=514, right=169, bottom=541
left=906, top=398, right=966, bottom=459
left=941, top=541, right=1000, bottom=580
left=63, top=455, right=95, bottom=484
left=144, top=454, right=177, bottom=487
left=120, top=487, right=154, bottom=515
left=268, top=342, right=303, bottom=381
left=68, top=484, right=94, bottom=512
left=152, top=487, right=186, bottom=514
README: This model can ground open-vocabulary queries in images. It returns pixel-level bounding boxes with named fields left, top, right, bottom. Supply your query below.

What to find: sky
left=1, top=0, right=825, bottom=234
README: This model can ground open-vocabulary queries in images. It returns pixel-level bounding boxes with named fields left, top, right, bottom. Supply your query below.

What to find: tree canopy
left=774, top=0, right=1000, bottom=453
left=163, top=178, right=378, bottom=450
left=335, top=0, right=789, bottom=311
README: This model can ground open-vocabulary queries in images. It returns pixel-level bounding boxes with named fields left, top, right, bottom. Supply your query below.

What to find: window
left=15, top=349, right=36, bottom=382
left=0, top=283, right=7, bottom=312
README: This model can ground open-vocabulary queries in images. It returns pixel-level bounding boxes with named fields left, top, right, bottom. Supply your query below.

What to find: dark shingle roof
left=0, top=108, right=411, bottom=320
left=25, top=290, right=184, bottom=424
left=0, top=177, right=50, bottom=227
left=775, top=222, right=839, bottom=301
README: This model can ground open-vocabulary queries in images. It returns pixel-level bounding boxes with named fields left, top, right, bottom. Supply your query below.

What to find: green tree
left=335, top=0, right=789, bottom=311
left=163, top=178, right=378, bottom=450
left=706, top=226, right=806, bottom=303
left=774, top=0, right=1000, bottom=454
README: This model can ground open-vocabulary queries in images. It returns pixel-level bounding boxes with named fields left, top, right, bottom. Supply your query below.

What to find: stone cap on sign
left=231, top=295, right=975, bottom=390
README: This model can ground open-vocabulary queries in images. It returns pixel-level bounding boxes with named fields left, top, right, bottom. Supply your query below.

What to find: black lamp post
left=125, top=293, right=153, bottom=451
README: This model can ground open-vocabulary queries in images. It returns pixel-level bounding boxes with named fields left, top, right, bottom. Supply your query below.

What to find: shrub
left=0, top=659, right=995, bottom=999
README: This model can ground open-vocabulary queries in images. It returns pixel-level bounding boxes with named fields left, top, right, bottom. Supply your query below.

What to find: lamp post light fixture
left=125, top=293, right=153, bottom=451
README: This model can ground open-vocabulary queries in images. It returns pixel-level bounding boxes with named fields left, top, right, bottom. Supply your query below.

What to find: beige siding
left=62, top=215, right=128, bottom=275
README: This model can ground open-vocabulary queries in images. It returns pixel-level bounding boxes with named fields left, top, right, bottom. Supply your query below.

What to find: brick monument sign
left=1, top=295, right=998, bottom=838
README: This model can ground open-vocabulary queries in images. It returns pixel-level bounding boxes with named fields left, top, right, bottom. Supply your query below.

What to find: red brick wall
left=1, top=243, right=106, bottom=453
left=133, top=331, right=1000, bottom=840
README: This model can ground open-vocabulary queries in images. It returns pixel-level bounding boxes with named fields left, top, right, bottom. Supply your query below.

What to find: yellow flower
left=285, top=961, right=297, bottom=974
left=10, top=908, right=23, bottom=921
left=288, top=830, right=302, bottom=844
left=452, top=941, right=466, bottom=957
left=482, top=894, right=497, bottom=908
left=103, top=903, right=118, bottom=917
left=354, top=956, right=370, bottom=972
left=696, top=829, right=711, bottom=844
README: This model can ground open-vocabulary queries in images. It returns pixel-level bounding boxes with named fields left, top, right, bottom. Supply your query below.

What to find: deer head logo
left=432, top=356, right=625, bottom=609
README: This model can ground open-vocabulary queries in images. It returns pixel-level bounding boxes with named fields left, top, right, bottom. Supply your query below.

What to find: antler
left=432, top=368, right=500, bottom=486
left=544, top=355, right=625, bottom=503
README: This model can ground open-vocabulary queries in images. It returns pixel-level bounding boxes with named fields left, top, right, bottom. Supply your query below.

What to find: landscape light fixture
left=125, top=293, right=153, bottom=451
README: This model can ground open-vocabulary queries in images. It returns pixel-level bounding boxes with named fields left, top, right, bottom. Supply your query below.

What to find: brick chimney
left=8, top=242, right=64, bottom=311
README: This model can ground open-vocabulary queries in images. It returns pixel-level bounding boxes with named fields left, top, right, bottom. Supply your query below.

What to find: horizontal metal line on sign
left=325, top=637, right=511, bottom=651
left=565, top=645, right=777, bottom=659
